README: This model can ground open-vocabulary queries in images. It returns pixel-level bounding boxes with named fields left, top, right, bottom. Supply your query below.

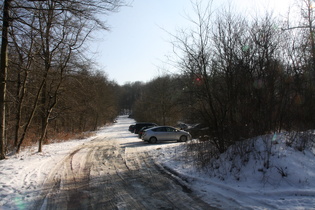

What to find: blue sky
left=90, top=0, right=295, bottom=85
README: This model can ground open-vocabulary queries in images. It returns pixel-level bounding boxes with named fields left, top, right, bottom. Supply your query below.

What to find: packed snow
left=0, top=116, right=315, bottom=209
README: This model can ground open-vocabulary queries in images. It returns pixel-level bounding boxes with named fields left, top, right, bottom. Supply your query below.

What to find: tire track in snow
left=31, top=134, right=217, bottom=209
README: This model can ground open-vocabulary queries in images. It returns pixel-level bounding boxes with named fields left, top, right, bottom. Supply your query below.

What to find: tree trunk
left=0, top=0, right=11, bottom=160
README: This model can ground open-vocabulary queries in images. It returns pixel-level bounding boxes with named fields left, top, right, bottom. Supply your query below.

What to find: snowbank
left=151, top=132, right=315, bottom=209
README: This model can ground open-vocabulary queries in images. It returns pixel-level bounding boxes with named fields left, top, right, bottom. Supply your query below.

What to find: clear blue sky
left=90, top=0, right=295, bottom=85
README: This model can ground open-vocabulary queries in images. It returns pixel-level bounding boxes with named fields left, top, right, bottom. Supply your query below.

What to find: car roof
left=140, top=125, right=155, bottom=130
left=135, top=122, right=156, bottom=124
left=148, top=126, right=175, bottom=129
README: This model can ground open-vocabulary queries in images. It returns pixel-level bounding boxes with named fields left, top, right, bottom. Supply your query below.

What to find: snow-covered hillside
left=151, top=132, right=315, bottom=209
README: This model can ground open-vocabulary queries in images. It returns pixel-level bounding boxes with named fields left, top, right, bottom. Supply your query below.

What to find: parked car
left=175, top=123, right=188, bottom=130
left=142, top=126, right=192, bottom=143
left=133, top=122, right=157, bottom=134
left=128, top=124, right=135, bottom=133
left=138, top=125, right=156, bottom=139
left=185, top=123, right=209, bottom=139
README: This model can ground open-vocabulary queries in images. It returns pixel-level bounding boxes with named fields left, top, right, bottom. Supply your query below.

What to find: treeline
left=128, top=1, right=315, bottom=154
left=1, top=0, right=125, bottom=157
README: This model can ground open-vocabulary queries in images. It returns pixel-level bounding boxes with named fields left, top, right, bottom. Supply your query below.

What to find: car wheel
left=149, top=137, right=157, bottom=144
left=179, top=135, right=187, bottom=142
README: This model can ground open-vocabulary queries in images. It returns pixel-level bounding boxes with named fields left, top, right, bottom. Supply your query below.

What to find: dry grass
left=46, top=131, right=94, bottom=144
left=8, top=129, right=95, bottom=153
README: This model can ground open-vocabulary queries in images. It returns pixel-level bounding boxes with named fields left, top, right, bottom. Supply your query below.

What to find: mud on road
left=32, top=119, right=216, bottom=210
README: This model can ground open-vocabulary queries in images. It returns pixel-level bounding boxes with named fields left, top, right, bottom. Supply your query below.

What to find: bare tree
left=282, top=0, right=315, bottom=130
left=0, top=0, right=11, bottom=159
left=172, top=2, right=290, bottom=153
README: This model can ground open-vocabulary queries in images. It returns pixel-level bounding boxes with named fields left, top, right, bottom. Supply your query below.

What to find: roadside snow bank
left=151, top=132, right=315, bottom=209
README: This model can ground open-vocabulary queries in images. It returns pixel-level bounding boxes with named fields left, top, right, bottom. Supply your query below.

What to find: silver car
left=141, top=126, right=192, bottom=143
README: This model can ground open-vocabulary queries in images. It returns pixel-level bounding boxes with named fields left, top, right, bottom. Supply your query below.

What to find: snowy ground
left=1, top=115, right=315, bottom=209
left=151, top=136, right=315, bottom=209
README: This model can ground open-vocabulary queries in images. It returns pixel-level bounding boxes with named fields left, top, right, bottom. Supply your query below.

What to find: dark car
left=138, top=125, right=156, bottom=139
left=185, top=123, right=209, bottom=139
left=128, top=124, right=135, bottom=133
left=134, top=122, right=157, bottom=134
left=175, top=123, right=188, bottom=130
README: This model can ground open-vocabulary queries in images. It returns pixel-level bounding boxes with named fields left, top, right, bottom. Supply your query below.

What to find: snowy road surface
left=1, top=116, right=216, bottom=209
left=32, top=135, right=212, bottom=209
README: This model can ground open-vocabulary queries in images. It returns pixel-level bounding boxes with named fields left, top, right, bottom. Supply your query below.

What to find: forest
left=1, top=0, right=315, bottom=159
left=122, top=0, right=315, bottom=154
left=0, top=0, right=125, bottom=159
